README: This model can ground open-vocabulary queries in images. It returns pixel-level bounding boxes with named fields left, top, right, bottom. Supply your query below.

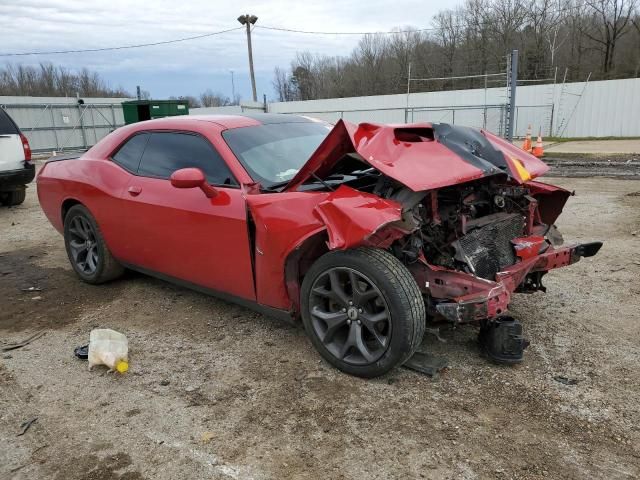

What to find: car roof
left=139, top=113, right=315, bottom=129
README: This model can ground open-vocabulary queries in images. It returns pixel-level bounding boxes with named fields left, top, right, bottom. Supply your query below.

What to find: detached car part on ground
left=36, top=114, right=602, bottom=378
left=0, top=108, right=34, bottom=206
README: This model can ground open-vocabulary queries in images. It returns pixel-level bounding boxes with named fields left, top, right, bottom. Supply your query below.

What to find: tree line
left=170, top=90, right=241, bottom=108
left=0, top=63, right=130, bottom=97
left=0, top=63, right=237, bottom=108
left=273, top=0, right=640, bottom=101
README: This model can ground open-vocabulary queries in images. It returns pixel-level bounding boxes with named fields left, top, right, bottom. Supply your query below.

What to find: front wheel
left=300, top=247, right=425, bottom=378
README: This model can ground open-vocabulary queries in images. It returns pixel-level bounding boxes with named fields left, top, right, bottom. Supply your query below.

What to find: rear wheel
left=301, top=247, right=425, bottom=378
left=63, top=204, right=124, bottom=284
left=1, top=188, right=26, bottom=206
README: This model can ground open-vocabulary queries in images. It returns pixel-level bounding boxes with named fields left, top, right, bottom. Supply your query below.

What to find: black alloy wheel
left=63, top=204, right=124, bottom=284
left=301, top=248, right=425, bottom=378
left=308, top=267, right=391, bottom=365
left=67, top=214, right=99, bottom=275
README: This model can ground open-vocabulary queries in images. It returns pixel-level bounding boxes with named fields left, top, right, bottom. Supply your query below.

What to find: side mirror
left=170, top=168, right=218, bottom=198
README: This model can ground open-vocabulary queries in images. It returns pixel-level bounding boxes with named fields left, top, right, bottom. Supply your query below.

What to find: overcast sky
left=0, top=0, right=460, bottom=100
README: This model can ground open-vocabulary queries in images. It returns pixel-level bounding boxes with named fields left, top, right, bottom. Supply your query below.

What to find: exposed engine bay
left=384, top=177, right=550, bottom=281
left=297, top=152, right=563, bottom=286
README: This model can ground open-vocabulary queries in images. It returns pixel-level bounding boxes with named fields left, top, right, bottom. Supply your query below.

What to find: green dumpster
left=122, top=99, right=190, bottom=124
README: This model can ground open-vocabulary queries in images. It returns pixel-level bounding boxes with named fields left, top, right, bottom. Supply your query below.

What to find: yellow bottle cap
left=116, top=360, right=129, bottom=373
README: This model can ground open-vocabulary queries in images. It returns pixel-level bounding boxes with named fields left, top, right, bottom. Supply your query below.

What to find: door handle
left=127, top=186, right=142, bottom=196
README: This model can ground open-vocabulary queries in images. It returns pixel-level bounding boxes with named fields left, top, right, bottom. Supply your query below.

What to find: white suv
left=0, top=108, right=34, bottom=206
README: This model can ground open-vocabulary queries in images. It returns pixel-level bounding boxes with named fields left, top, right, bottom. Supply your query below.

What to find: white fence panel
left=263, top=78, right=640, bottom=138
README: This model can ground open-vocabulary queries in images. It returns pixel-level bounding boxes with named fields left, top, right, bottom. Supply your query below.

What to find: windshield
left=222, top=121, right=331, bottom=188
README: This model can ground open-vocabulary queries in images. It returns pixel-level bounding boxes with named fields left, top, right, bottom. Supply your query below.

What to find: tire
left=300, top=247, right=425, bottom=378
left=3, top=188, right=26, bottom=206
left=63, top=204, right=124, bottom=284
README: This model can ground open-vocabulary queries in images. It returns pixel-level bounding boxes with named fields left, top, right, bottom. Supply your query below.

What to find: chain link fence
left=277, top=103, right=554, bottom=139
left=0, top=101, right=126, bottom=154
left=277, top=104, right=511, bottom=137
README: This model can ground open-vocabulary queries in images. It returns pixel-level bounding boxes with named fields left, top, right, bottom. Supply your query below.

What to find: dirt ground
left=1, top=172, right=639, bottom=479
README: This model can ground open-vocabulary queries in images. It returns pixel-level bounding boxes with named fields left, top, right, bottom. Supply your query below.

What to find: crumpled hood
left=285, top=120, right=549, bottom=192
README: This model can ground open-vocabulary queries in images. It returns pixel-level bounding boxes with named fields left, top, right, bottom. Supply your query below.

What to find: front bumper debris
left=478, top=317, right=530, bottom=364
left=432, top=241, right=602, bottom=323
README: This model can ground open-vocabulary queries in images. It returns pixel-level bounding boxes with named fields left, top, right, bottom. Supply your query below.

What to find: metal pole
left=483, top=71, right=488, bottom=129
left=49, top=106, right=59, bottom=151
left=247, top=23, right=257, bottom=102
left=230, top=70, right=236, bottom=103
left=78, top=102, right=87, bottom=149
left=550, top=66, right=558, bottom=136
left=405, top=62, right=411, bottom=123
left=238, top=14, right=258, bottom=103
left=555, top=67, right=569, bottom=136
left=110, top=105, right=117, bottom=131
left=507, top=49, right=518, bottom=142
left=90, top=106, right=97, bottom=145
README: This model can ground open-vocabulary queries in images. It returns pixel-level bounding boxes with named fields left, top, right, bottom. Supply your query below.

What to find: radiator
left=456, top=213, right=524, bottom=280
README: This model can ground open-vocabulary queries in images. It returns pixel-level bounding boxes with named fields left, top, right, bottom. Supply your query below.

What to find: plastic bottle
left=88, top=329, right=129, bottom=373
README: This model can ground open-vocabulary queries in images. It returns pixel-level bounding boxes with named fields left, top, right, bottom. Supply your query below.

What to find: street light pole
left=230, top=70, right=236, bottom=104
left=237, top=14, right=258, bottom=102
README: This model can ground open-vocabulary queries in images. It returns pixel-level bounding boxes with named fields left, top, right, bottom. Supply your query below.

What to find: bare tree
left=0, top=62, right=130, bottom=97
left=583, top=0, right=636, bottom=74
left=272, top=0, right=640, bottom=100
left=433, top=9, right=464, bottom=87
left=273, top=66, right=297, bottom=101
left=633, top=13, right=640, bottom=74
left=199, top=89, right=231, bottom=107
left=488, top=0, right=530, bottom=59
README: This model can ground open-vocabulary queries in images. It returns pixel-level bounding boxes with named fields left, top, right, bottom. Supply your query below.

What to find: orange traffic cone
left=532, top=131, right=544, bottom=158
left=522, top=124, right=532, bottom=152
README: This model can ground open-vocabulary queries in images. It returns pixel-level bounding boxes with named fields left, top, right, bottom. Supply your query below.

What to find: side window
left=137, top=132, right=236, bottom=186
left=112, top=133, right=149, bottom=173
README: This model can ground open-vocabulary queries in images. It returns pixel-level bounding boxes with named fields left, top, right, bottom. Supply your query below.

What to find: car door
left=119, top=130, right=256, bottom=301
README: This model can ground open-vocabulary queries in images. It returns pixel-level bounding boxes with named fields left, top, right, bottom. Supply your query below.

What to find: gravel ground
left=544, top=155, right=640, bottom=178
left=1, top=174, right=639, bottom=480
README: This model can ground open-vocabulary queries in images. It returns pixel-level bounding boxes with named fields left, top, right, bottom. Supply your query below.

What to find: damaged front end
left=281, top=120, right=602, bottom=341
left=314, top=175, right=602, bottom=326
left=394, top=177, right=603, bottom=325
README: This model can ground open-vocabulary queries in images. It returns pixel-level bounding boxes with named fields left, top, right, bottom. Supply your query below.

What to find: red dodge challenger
left=37, top=113, right=601, bottom=377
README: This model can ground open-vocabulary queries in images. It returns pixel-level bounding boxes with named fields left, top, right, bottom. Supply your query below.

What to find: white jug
left=88, top=328, right=129, bottom=373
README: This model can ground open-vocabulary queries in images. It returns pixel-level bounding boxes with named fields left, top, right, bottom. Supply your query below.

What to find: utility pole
left=237, top=14, right=258, bottom=102
left=230, top=70, right=236, bottom=104
left=506, top=49, right=518, bottom=142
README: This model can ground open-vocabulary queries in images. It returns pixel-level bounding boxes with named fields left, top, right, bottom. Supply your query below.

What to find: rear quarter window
left=111, top=133, right=150, bottom=173
left=0, top=109, right=19, bottom=135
